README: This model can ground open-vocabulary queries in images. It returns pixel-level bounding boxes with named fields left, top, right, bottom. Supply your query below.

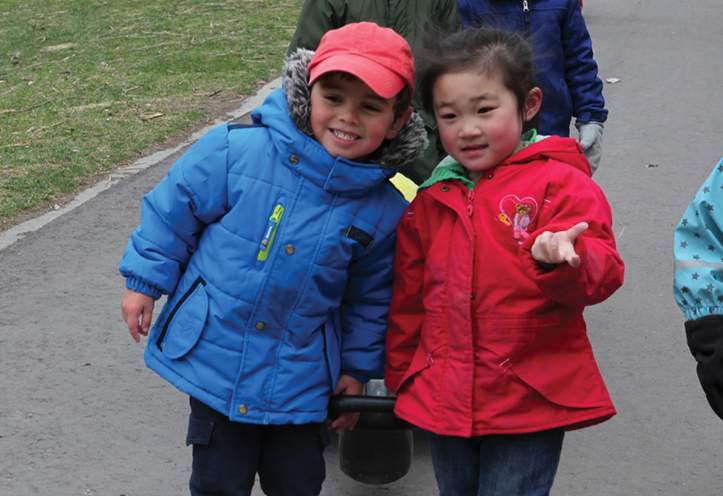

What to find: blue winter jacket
left=457, top=0, right=607, bottom=137
left=118, top=50, right=427, bottom=425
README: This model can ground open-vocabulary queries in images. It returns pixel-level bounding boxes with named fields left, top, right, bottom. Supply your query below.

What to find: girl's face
left=433, top=70, right=539, bottom=182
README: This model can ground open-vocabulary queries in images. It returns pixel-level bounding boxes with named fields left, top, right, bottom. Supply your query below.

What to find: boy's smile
left=309, top=73, right=406, bottom=162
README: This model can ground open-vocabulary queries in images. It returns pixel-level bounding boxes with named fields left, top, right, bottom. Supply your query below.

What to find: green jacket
left=287, top=0, right=462, bottom=183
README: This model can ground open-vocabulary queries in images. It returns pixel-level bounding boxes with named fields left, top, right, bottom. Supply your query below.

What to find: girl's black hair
left=418, top=26, right=540, bottom=132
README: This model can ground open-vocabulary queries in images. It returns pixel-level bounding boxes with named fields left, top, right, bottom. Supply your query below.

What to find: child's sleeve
left=385, top=203, right=425, bottom=392
left=673, top=158, right=723, bottom=419
left=520, top=168, right=624, bottom=308
left=337, top=228, right=398, bottom=383
left=436, top=0, right=463, bottom=34
left=118, top=125, right=232, bottom=299
left=561, top=0, right=607, bottom=124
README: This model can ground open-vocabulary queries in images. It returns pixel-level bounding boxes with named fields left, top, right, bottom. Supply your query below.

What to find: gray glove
left=575, top=121, right=604, bottom=175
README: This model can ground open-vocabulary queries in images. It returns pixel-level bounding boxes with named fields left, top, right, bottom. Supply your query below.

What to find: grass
left=0, top=0, right=304, bottom=228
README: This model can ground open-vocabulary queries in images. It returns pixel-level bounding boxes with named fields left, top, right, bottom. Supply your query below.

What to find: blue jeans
left=427, top=428, right=565, bottom=496
left=186, top=397, right=330, bottom=496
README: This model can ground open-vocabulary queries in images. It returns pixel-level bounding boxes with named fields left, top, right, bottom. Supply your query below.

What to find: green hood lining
left=419, top=129, right=543, bottom=192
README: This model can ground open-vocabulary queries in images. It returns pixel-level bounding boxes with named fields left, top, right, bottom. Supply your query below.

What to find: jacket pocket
left=396, top=344, right=439, bottom=392
left=157, top=277, right=209, bottom=360
left=481, top=314, right=609, bottom=408
left=186, top=415, right=215, bottom=446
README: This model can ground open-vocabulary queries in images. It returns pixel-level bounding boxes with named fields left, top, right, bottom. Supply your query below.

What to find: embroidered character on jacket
left=499, top=194, right=538, bottom=242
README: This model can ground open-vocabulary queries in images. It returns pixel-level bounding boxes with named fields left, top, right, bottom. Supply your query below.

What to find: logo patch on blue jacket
left=346, top=225, right=374, bottom=249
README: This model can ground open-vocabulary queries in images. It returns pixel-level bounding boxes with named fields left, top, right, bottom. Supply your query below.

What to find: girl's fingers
left=548, top=236, right=560, bottom=262
left=532, top=223, right=588, bottom=266
left=567, top=222, right=589, bottom=241
left=563, top=249, right=581, bottom=268
left=561, top=222, right=587, bottom=267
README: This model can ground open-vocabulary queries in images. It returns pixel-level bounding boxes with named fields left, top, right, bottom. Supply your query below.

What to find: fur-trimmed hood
left=281, top=48, right=428, bottom=170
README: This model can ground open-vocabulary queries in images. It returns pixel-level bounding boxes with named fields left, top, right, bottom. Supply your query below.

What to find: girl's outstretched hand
left=531, top=222, right=589, bottom=268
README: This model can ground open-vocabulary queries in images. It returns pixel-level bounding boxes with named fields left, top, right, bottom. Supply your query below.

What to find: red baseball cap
left=308, top=22, right=415, bottom=99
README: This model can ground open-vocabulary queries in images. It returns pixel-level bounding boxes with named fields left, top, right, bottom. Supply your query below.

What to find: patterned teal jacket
left=673, top=157, right=723, bottom=419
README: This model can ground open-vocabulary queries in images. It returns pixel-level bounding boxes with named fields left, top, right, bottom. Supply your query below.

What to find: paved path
left=2, top=0, right=723, bottom=494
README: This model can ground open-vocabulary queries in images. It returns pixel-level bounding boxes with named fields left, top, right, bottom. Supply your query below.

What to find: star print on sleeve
left=673, top=157, right=723, bottom=321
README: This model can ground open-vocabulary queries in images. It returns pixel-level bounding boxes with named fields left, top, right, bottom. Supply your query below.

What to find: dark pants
left=427, top=427, right=565, bottom=496
left=186, top=397, right=330, bottom=496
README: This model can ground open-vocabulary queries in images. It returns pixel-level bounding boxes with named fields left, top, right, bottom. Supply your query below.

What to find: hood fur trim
left=282, top=49, right=428, bottom=169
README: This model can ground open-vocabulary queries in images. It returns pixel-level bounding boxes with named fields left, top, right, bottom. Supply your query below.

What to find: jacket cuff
left=575, top=111, right=608, bottom=124
left=341, top=370, right=372, bottom=384
left=521, top=230, right=590, bottom=286
left=384, top=367, right=407, bottom=392
left=685, top=316, right=723, bottom=420
left=125, top=277, right=164, bottom=300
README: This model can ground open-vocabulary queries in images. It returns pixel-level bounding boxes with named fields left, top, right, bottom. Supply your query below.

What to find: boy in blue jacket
left=119, top=22, right=426, bottom=496
left=457, top=0, right=607, bottom=173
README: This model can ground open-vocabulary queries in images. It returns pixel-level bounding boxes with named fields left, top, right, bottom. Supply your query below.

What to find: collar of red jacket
left=420, top=132, right=591, bottom=192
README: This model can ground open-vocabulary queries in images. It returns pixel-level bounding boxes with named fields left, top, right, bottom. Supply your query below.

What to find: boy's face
left=309, top=73, right=408, bottom=161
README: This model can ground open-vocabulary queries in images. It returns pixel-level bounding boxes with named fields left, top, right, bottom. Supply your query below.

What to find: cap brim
left=308, top=55, right=406, bottom=99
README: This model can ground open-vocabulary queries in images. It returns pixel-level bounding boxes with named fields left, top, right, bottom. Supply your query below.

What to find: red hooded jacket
left=385, top=135, right=624, bottom=437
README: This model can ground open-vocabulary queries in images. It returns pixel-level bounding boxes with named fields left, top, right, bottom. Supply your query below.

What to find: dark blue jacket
left=458, top=0, right=607, bottom=137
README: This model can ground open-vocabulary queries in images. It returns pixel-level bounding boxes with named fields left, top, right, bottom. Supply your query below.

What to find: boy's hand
left=329, top=375, right=364, bottom=434
left=531, top=222, right=589, bottom=268
left=121, top=289, right=155, bottom=343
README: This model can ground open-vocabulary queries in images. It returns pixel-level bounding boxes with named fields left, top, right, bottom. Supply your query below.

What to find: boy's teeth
left=333, top=130, right=358, bottom=140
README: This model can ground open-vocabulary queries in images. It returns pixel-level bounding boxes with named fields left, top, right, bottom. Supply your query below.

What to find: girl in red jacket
left=385, top=26, right=624, bottom=496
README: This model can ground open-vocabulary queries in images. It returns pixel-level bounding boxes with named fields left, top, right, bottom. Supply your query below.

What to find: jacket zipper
left=257, top=204, right=284, bottom=262
left=322, top=314, right=335, bottom=391
left=522, top=0, right=531, bottom=38
left=156, top=276, right=206, bottom=351
left=467, top=190, right=475, bottom=217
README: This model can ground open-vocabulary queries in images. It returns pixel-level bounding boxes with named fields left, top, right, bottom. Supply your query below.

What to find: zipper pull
left=258, top=205, right=284, bottom=257
left=523, top=0, right=530, bottom=23
left=467, top=190, right=474, bottom=217
left=259, top=218, right=277, bottom=251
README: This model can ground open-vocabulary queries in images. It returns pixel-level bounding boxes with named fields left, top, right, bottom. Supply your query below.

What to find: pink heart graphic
left=499, top=195, right=538, bottom=228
